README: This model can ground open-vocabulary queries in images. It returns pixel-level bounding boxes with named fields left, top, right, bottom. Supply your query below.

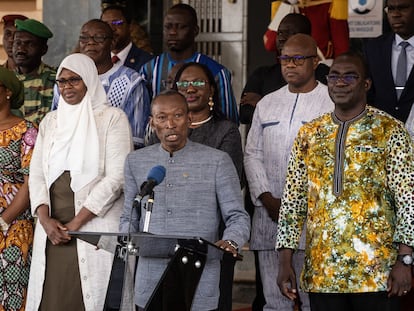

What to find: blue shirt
left=140, top=52, right=239, bottom=125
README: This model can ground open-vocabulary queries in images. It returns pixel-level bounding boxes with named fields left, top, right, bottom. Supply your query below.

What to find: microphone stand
left=126, top=196, right=143, bottom=256
left=143, top=191, right=155, bottom=233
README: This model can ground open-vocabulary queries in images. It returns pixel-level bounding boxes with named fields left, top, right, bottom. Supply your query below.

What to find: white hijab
left=48, top=53, right=108, bottom=192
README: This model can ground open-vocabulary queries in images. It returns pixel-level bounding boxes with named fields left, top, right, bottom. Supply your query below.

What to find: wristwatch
left=396, top=254, right=414, bottom=266
left=225, top=240, right=238, bottom=250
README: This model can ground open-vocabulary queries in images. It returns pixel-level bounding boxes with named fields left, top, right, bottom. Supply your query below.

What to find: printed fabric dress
left=0, top=120, right=37, bottom=311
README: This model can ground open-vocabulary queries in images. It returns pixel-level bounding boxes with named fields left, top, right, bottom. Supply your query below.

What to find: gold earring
left=208, top=96, right=214, bottom=111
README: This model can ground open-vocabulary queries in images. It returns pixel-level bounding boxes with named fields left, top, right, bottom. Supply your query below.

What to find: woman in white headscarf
left=26, top=53, right=133, bottom=311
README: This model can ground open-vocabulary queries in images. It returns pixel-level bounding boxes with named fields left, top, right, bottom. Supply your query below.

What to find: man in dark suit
left=101, top=5, right=153, bottom=71
left=363, top=0, right=414, bottom=122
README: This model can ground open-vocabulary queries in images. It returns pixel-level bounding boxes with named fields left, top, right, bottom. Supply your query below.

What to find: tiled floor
left=232, top=280, right=255, bottom=311
left=232, top=247, right=255, bottom=311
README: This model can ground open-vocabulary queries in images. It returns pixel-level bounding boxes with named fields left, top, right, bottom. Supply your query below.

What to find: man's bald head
left=280, top=33, right=319, bottom=93
left=282, top=33, right=317, bottom=57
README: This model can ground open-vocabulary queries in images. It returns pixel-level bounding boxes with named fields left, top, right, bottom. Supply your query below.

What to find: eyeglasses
left=278, top=55, right=316, bottom=66
left=55, top=77, right=83, bottom=88
left=107, top=19, right=125, bottom=27
left=176, top=80, right=207, bottom=90
left=79, top=35, right=112, bottom=44
left=384, top=5, right=411, bottom=14
left=326, top=74, right=360, bottom=85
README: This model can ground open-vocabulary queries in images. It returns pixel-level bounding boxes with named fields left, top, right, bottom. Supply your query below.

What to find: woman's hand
left=64, top=218, right=83, bottom=232
left=65, top=207, right=96, bottom=234
left=40, top=216, right=71, bottom=245
left=36, top=205, right=96, bottom=243
left=36, top=204, right=70, bottom=245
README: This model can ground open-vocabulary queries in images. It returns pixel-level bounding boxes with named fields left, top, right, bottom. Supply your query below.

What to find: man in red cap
left=1, top=14, right=28, bottom=70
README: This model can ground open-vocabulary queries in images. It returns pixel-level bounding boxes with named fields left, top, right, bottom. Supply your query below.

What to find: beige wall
left=0, top=0, right=42, bottom=63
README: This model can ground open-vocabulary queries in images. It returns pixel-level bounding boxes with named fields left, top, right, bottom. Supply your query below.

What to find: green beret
left=15, top=18, right=53, bottom=39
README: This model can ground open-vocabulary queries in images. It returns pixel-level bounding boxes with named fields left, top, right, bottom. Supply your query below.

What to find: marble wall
left=43, top=0, right=101, bottom=67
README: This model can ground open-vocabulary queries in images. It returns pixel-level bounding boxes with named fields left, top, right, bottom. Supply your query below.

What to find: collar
left=166, top=52, right=200, bottom=64
left=158, top=139, right=192, bottom=157
left=111, top=42, right=132, bottom=65
left=394, top=34, right=414, bottom=47
left=98, top=64, right=119, bottom=88
left=15, top=62, right=47, bottom=77
left=332, top=106, right=368, bottom=125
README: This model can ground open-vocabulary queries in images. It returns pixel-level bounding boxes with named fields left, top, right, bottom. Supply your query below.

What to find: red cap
left=1, top=14, right=28, bottom=27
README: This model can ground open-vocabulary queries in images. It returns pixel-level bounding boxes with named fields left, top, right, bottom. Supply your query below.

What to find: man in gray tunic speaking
left=120, top=90, right=250, bottom=311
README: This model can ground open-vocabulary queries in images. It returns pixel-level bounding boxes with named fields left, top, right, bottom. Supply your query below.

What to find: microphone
left=136, top=165, right=166, bottom=200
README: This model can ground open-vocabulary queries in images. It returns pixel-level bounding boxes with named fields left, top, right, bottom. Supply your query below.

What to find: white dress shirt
left=391, top=34, right=414, bottom=82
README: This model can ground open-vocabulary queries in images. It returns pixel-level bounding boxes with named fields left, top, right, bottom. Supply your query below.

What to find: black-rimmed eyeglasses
left=278, top=55, right=316, bottom=66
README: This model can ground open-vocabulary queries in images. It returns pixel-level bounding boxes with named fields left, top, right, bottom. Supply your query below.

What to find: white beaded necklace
left=191, top=115, right=213, bottom=126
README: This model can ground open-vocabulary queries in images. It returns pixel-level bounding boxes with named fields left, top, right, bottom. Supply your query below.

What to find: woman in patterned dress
left=0, top=67, right=37, bottom=311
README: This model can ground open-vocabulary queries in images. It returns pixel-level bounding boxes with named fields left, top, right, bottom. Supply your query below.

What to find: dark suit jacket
left=364, top=33, right=414, bottom=122
left=124, top=44, right=154, bottom=72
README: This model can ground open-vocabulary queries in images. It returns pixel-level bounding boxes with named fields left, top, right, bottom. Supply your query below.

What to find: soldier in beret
left=13, top=18, right=56, bottom=125
left=1, top=14, right=28, bottom=71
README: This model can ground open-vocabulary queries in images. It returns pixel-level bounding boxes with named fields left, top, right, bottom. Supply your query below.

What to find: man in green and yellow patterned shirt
left=13, top=19, right=56, bottom=125
left=276, top=52, right=414, bottom=311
